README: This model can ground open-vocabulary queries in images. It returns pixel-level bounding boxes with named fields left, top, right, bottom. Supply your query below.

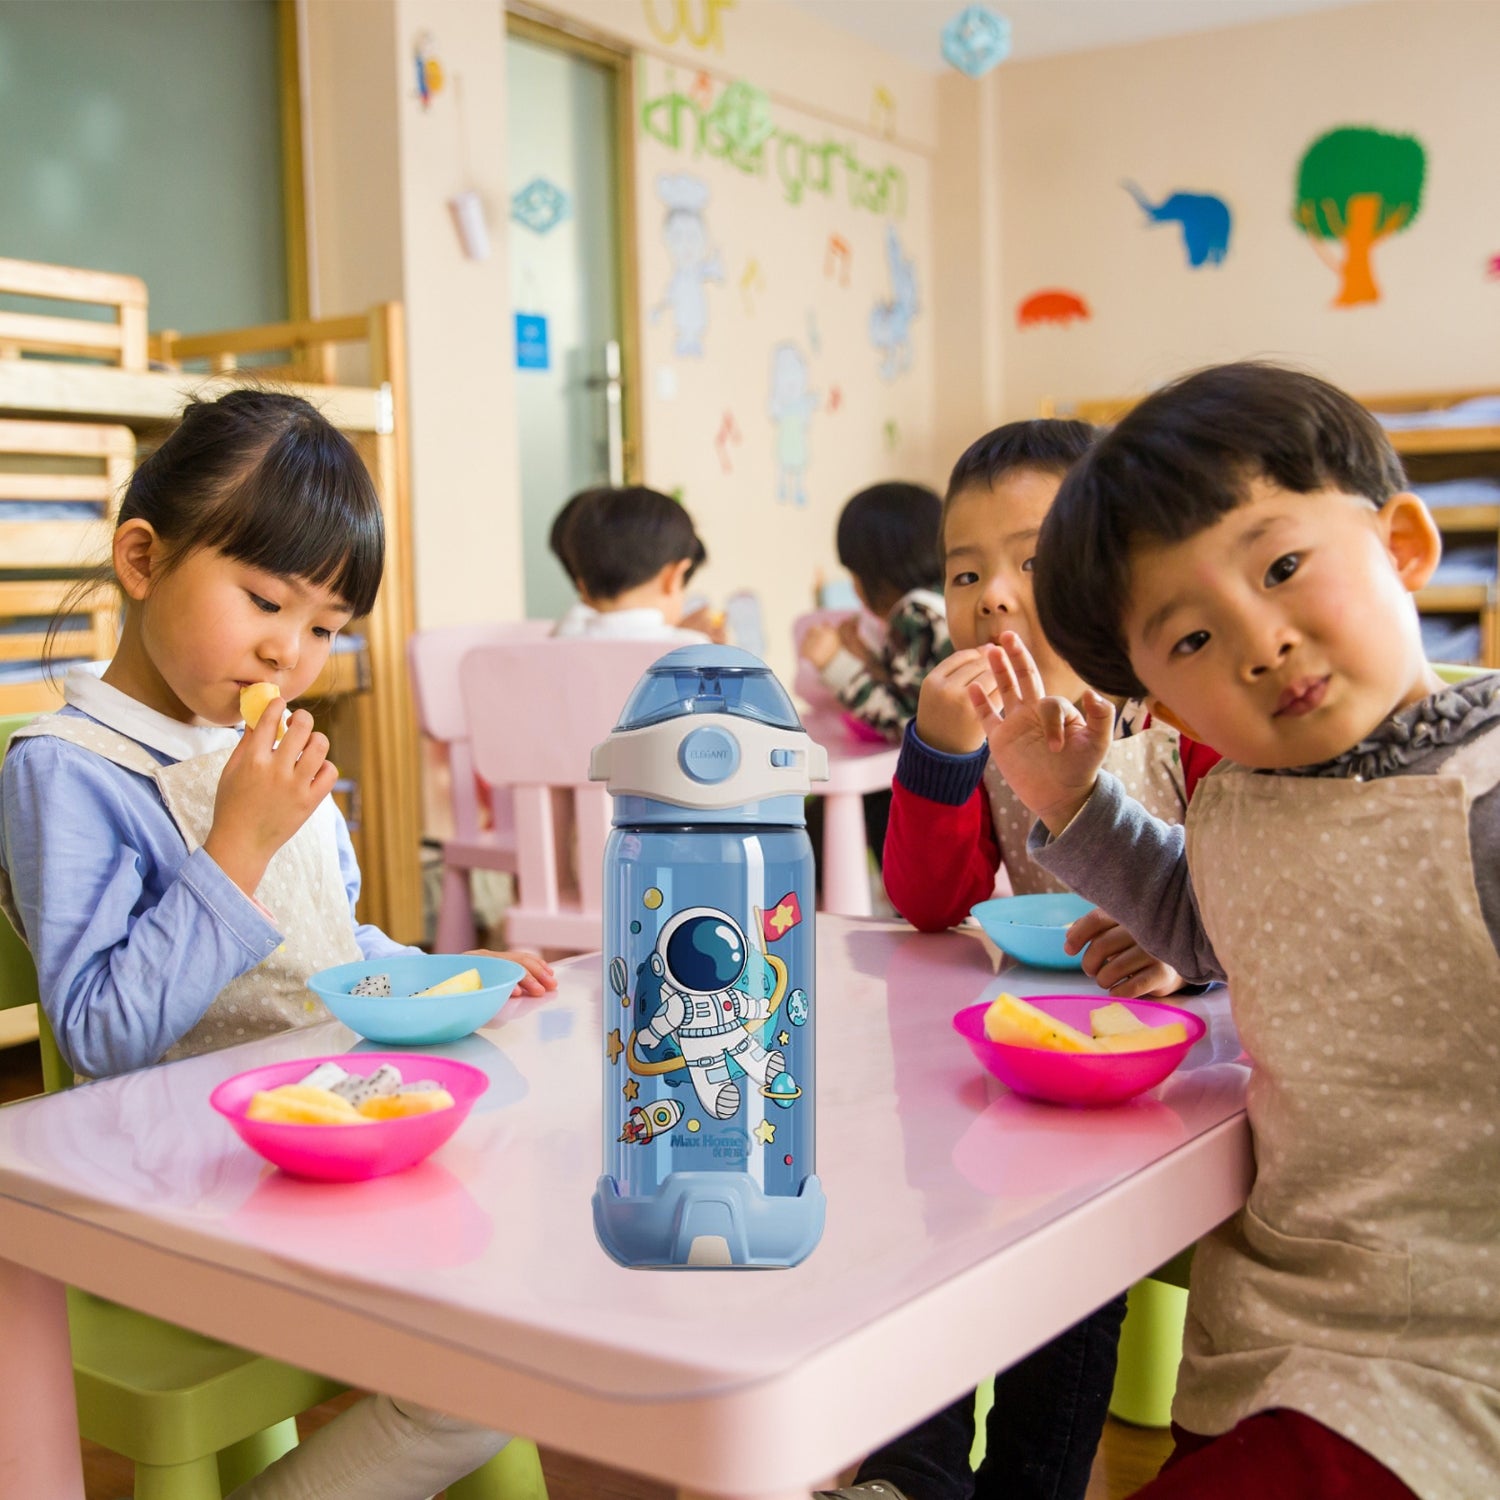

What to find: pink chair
left=408, top=620, right=554, bottom=953
left=791, top=608, right=859, bottom=712
left=460, top=638, right=675, bottom=953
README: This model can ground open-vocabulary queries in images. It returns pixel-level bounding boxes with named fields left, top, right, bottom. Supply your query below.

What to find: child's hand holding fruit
left=205, top=684, right=334, bottom=897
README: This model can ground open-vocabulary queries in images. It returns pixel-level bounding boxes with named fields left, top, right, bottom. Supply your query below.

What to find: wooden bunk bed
left=0, top=259, right=422, bottom=944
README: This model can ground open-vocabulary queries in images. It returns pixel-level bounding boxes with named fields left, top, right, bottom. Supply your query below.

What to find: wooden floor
left=0, top=1038, right=1172, bottom=1500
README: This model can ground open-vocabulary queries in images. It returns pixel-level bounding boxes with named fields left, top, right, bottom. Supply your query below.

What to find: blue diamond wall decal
left=510, top=177, right=571, bottom=234
left=941, top=6, right=1011, bottom=78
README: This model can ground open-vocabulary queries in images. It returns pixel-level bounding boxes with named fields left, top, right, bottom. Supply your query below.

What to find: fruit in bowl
left=211, top=1053, right=488, bottom=1180
left=969, top=893, right=1094, bottom=970
left=307, top=954, right=526, bottom=1046
left=953, top=992, right=1205, bottom=1107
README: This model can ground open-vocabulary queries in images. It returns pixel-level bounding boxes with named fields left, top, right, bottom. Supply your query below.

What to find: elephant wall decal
left=1122, top=181, right=1232, bottom=268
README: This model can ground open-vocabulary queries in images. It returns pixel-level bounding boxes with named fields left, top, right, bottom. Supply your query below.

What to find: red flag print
left=761, top=891, right=802, bottom=942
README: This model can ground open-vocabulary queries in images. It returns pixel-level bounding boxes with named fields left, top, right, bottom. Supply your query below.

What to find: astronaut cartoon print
left=633, top=907, right=785, bottom=1119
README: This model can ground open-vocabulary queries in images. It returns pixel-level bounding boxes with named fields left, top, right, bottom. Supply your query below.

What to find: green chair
left=3, top=715, right=547, bottom=1500
left=1433, top=661, right=1488, bottom=686
left=1108, top=1248, right=1193, bottom=1429
left=0, top=714, right=42, bottom=1061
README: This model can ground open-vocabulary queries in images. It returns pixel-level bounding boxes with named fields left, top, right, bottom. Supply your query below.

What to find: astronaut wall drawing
left=651, top=172, right=724, bottom=358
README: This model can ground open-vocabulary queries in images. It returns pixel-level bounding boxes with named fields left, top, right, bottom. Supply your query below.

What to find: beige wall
left=931, top=67, right=1005, bottom=476
left=989, top=0, right=1500, bottom=418
left=301, top=0, right=1499, bottom=655
left=528, top=1, right=945, bottom=682
left=304, top=0, right=944, bottom=685
left=303, top=0, right=522, bottom=630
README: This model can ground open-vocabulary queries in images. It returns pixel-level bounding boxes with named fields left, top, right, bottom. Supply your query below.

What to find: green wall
left=0, top=0, right=287, bottom=332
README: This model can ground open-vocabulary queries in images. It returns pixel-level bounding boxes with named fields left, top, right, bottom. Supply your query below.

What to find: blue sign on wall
left=515, top=313, right=550, bottom=370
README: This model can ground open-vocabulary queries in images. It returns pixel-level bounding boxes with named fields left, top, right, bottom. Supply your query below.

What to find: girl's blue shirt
left=0, top=679, right=414, bottom=1078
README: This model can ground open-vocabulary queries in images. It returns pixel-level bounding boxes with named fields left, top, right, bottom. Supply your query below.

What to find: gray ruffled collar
left=1286, top=674, right=1500, bottom=781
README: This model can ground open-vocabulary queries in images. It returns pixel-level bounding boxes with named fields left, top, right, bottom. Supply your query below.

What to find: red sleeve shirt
left=882, top=725, right=1000, bottom=932
left=882, top=722, right=1223, bottom=932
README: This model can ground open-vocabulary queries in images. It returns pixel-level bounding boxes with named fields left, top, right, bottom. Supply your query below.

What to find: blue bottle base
left=593, top=1171, right=825, bottom=1268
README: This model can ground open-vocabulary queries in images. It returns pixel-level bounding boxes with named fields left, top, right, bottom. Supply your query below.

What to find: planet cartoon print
left=643, top=888, right=664, bottom=910
left=762, top=1072, right=803, bottom=1109
left=785, top=988, right=809, bottom=1025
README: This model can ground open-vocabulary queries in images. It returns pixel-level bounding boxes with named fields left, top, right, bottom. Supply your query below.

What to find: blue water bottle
left=590, top=645, right=829, bottom=1268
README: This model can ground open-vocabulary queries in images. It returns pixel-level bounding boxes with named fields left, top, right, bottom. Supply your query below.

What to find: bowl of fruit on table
left=952, top=991, right=1205, bottom=1107
left=210, top=1053, right=489, bottom=1180
left=307, top=955, right=525, bottom=1046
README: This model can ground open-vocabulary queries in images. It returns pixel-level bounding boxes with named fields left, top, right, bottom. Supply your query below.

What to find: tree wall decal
left=1293, top=125, right=1426, bottom=307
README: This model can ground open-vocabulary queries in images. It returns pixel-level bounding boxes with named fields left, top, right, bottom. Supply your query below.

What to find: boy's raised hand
left=969, top=632, right=1114, bottom=834
left=206, top=701, right=337, bottom=897
left=915, top=648, right=995, bottom=754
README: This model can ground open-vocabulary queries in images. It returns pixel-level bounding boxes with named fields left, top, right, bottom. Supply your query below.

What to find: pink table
left=0, top=920, right=1250, bottom=1500
left=800, top=711, right=899, bottom=918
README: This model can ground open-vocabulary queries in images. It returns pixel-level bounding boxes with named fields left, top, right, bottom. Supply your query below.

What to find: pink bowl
left=952, top=995, right=1205, bottom=1108
left=210, top=1053, right=489, bottom=1182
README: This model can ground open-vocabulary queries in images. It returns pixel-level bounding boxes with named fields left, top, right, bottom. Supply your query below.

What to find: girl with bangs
left=0, top=389, right=551, bottom=1499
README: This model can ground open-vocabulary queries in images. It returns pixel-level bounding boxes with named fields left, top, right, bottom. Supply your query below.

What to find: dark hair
left=835, top=482, right=943, bottom=607
left=45, top=389, right=383, bottom=673
left=548, top=486, right=603, bottom=581
left=941, top=419, right=1096, bottom=546
left=565, top=486, right=706, bottom=601
left=1034, top=361, right=1409, bottom=698
left=120, top=388, right=384, bottom=615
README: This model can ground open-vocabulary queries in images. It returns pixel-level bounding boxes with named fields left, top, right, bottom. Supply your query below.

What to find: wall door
left=506, top=17, right=637, bottom=619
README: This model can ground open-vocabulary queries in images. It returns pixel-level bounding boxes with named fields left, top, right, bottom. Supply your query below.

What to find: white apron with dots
left=1179, top=737, right=1500, bottom=1499
left=985, top=723, right=1186, bottom=895
left=0, top=715, right=362, bottom=1066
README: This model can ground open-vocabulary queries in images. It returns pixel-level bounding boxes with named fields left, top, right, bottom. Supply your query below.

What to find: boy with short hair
left=975, top=362, right=1497, bottom=1499
left=551, top=485, right=721, bottom=642
left=884, top=419, right=1205, bottom=994
left=823, top=423, right=1197, bottom=1500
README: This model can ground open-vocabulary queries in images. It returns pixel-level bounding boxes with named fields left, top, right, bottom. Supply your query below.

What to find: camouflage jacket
left=819, top=588, right=952, bottom=743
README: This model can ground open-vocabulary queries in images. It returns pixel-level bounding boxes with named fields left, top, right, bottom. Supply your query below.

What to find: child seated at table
left=973, top=361, right=1498, bottom=1499
left=884, top=419, right=1215, bottom=991
left=797, top=481, right=952, bottom=743
left=551, top=484, right=727, bottom=642
left=0, top=389, right=555, bottom=1500
left=821, top=423, right=1201, bottom=1500
left=547, top=482, right=593, bottom=590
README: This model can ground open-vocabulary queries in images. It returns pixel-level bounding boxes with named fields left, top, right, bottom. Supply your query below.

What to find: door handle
left=583, top=340, right=625, bottom=485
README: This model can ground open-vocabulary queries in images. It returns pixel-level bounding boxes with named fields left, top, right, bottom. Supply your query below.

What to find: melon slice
left=246, top=1083, right=370, bottom=1125
left=358, top=1089, right=455, bottom=1120
left=415, top=967, right=483, bottom=997
left=1089, top=1001, right=1149, bottom=1039
left=1095, top=1021, right=1188, bottom=1053
left=983, top=992, right=1100, bottom=1053
left=239, top=682, right=288, bottom=743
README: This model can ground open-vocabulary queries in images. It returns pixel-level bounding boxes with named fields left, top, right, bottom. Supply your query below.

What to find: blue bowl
left=970, top=893, right=1093, bottom=970
left=307, top=954, right=526, bottom=1045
